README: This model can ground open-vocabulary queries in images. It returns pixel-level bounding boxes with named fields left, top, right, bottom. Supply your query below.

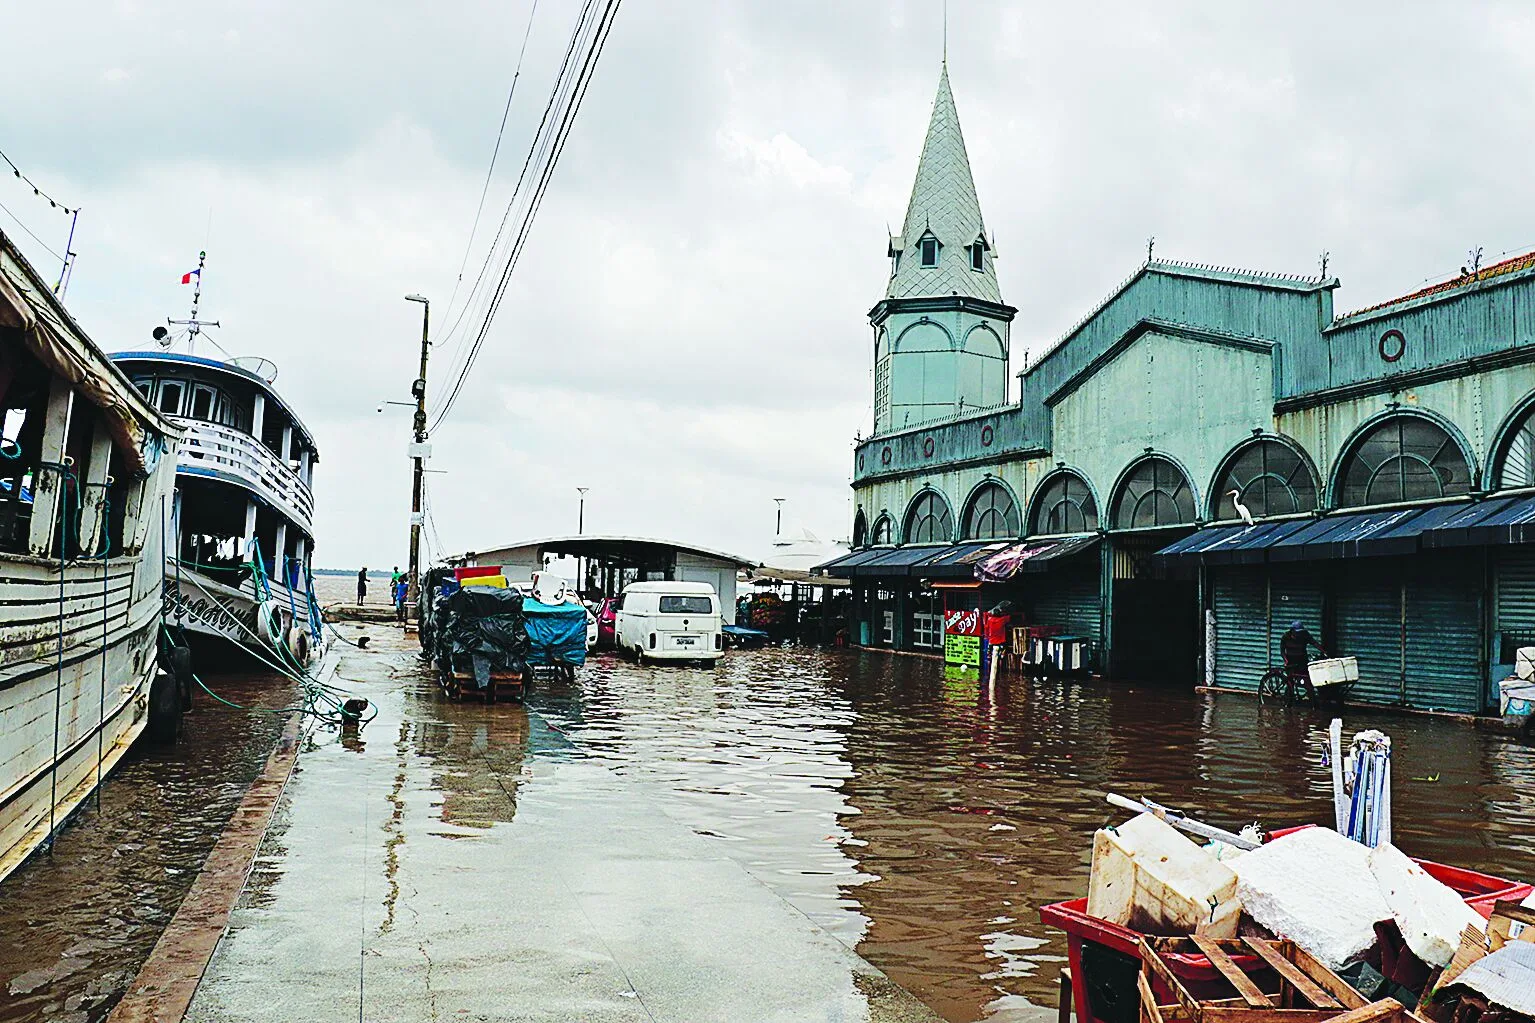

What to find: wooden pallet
left=445, top=670, right=524, bottom=703
left=1138, top=936, right=1429, bottom=1023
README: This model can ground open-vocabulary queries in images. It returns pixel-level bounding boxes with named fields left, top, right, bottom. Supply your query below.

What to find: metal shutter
left=1212, top=568, right=1268, bottom=692
left=1268, top=565, right=1325, bottom=672
left=1032, top=560, right=1102, bottom=647
left=1496, top=546, right=1535, bottom=635
left=1335, top=570, right=1404, bottom=706
left=1404, top=552, right=1483, bottom=714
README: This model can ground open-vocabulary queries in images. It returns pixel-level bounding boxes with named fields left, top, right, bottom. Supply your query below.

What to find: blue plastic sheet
left=522, top=600, right=588, bottom=667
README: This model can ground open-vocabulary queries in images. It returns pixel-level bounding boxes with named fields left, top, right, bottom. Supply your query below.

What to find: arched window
left=903, top=490, right=954, bottom=544
left=871, top=514, right=894, bottom=545
left=1030, top=471, right=1098, bottom=534
left=1493, top=401, right=1535, bottom=489
left=1336, top=415, right=1471, bottom=508
left=1112, top=456, right=1196, bottom=530
left=1212, top=438, right=1318, bottom=520
left=852, top=509, right=868, bottom=548
left=962, top=480, right=1019, bottom=540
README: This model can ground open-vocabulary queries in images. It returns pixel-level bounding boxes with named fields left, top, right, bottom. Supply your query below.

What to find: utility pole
left=404, top=294, right=430, bottom=612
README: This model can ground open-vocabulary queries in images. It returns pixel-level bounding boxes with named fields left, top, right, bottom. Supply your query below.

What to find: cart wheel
left=1258, top=667, right=1289, bottom=702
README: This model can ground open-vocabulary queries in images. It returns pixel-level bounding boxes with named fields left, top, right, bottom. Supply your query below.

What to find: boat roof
left=0, top=230, right=180, bottom=473
left=111, top=350, right=317, bottom=453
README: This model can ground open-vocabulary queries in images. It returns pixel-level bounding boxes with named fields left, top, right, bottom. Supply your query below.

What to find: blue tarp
left=521, top=599, right=588, bottom=667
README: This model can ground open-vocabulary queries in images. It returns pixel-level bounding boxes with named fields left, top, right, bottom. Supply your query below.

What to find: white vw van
left=614, top=581, right=724, bottom=664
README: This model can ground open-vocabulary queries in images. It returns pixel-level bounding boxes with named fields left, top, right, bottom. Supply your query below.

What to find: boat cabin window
left=190, top=384, right=215, bottom=421
left=133, top=378, right=151, bottom=401
left=157, top=380, right=184, bottom=415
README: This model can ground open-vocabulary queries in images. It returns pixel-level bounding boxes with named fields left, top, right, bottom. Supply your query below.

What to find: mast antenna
left=166, top=249, right=220, bottom=355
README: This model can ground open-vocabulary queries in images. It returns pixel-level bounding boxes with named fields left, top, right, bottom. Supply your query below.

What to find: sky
left=5, top=1, right=1535, bottom=569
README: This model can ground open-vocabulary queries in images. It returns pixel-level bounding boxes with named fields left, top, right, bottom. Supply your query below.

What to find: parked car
left=596, top=597, right=619, bottom=649
left=614, top=581, right=724, bottom=664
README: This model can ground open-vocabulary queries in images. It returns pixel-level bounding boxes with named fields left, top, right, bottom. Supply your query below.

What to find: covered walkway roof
left=1156, top=494, right=1535, bottom=564
left=450, top=534, right=759, bottom=570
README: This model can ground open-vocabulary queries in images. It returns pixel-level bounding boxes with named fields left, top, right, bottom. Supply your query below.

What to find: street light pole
left=773, top=497, right=786, bottom=536
left=404, top=294, right=430, bottom=612
left=577, top=487, right=588, bottom=534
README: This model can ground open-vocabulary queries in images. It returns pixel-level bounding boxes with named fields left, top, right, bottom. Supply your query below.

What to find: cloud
left=2, top=0, right=1534, bottom=568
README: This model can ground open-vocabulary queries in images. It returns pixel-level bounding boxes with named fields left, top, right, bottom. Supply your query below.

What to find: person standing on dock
left=357, top=566, right=368, bottom=605
left=393, top=575, right=408, bottom=624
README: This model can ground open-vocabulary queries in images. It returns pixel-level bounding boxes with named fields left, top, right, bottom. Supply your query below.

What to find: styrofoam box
left=1308, top=657, right=1360, bottom=686
left=1516, top=647, right=1535, bottom=681
left=1087, top=812, right=1241, bottom=938
left=1501, top=676, right=1535, bottom=717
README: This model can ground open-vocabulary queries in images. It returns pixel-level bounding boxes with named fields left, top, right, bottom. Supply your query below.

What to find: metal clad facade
left=1212, top=569, right=1268, bottom=692
left=1404, top=553, right=1483, bottom=714
left=1334, top=570, right=1404, bottom=706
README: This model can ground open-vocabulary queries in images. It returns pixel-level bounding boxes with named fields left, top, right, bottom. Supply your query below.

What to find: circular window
left=1379, top=329, right=1406, bottom=363
left=922, top=437, right=935, bottom=458
left=881, top=446, right=892, bottom=465
left=980, top=425, right=994, bottom=447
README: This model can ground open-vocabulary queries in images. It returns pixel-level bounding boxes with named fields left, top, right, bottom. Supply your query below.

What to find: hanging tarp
left=0, top=230, right=177, bottom=475
left=522, top=599, right=588, bottom=668
left=976, top=534, right=1098, bottom=581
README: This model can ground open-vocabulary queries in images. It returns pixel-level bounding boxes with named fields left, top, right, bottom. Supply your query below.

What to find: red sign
left=944, top=609, right=981, bottom=636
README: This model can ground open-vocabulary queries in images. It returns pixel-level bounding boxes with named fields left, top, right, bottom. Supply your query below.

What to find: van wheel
left=635, top=645, right=646, bottom=665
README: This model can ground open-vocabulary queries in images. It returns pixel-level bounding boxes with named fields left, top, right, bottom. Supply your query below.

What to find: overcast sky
left=5, top=2, right=1535, bottom=568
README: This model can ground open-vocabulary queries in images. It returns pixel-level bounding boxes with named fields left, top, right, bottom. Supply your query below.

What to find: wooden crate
left=1138, top=936, right=1429, bottom=1023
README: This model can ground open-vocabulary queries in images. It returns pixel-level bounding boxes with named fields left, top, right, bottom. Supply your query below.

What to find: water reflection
left=531, top=647, right=1535, bottom=1023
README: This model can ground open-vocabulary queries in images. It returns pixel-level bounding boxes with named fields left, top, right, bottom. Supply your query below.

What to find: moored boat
left=111, top=253, right=323, bottom=669
left=0, top=228, right=183, bottom=884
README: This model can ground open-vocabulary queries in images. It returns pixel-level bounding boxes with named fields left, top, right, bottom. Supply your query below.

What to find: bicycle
left=1258, top=662, right=1317, bottom=705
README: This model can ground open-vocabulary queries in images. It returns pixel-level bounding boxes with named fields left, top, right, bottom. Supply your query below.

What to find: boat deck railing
left=180, top=421, right=315, bottom=530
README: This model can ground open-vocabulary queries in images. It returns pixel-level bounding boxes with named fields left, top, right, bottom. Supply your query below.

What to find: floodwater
left=0, top=669, right=295, bottom=1023
left=2, top=625, right=1533, bottom=1023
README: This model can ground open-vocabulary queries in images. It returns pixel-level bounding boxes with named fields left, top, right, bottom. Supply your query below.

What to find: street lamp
left=403, top=294, right=430, bottom=613
left=576, top=487, right=589, bottom=534
left=773, top=497, right=786, bottom=536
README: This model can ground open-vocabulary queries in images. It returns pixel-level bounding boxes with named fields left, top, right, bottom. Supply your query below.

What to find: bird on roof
left=1228, top=490, right=1255, bottom=527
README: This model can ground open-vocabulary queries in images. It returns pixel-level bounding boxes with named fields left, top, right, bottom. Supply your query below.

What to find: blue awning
left=812, top=547, right=891, bottom=574
left=917, top=541, right=1011, bottom=579
left=1155, top=519, right=1313, bottom=565
left=1424, top=493, right=1535, bottom=547
left=842, top=544, right=952, bottom=577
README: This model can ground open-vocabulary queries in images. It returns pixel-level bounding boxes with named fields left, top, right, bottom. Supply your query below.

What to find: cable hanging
left=429, top=0, right=623, bottom=432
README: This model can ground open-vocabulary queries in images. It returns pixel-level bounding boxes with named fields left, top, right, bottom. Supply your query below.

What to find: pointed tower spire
left=886, top=65, right=1001, bottom=303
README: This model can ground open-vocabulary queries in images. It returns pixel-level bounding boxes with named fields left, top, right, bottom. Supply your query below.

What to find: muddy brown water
left=1, top=627, right=1532, bottom=1023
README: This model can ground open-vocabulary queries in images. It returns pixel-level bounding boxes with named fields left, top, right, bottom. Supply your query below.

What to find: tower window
left=970, top=243, right=984, bottom=271
left=891, top=251, right=901, bottom=276
left=920, top=237, right=938, bottom=267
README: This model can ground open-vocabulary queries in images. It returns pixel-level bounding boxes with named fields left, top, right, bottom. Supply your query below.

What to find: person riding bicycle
left=1279, top=621, right=1323, bottom=679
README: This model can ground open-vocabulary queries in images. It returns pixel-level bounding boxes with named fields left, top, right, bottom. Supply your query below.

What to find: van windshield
left=658, top=595, right=713, bottom=614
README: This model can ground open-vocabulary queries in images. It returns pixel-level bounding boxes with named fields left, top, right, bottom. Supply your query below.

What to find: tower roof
left=886, top=65, right=1002, bottom=304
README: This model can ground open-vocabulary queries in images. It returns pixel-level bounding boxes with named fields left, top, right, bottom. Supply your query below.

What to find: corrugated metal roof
left=843, top=544, right=952, bottom=576
left=885, top=65, right=1002, bottom=304
left=813, top=547, right=890, bottom=574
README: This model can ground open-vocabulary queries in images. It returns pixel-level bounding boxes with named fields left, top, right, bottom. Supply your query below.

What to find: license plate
left=673, top=635, right=698, bottom=647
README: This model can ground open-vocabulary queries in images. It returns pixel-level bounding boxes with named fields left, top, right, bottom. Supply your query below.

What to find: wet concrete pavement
left=185, top=627, right=948, bottom=1023
left=3, top=618, right=1533, bottom=1023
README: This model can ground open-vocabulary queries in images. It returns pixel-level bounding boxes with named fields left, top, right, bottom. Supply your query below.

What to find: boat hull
left=0, top=557, right=161, bottom=885
left=164, top=564, right=319, bottom=669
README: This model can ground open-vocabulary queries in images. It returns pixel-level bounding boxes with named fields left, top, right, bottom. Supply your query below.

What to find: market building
left=818, top=62, right=1535, bottom=715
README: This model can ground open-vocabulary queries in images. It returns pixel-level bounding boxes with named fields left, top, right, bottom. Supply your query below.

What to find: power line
left=0, top=197, right=63, bottom=261
left=431, top=0, right=602, bottom=411
left=438, top=0, right=544, bottom=342
left=430, top=0, right=623, bottom=431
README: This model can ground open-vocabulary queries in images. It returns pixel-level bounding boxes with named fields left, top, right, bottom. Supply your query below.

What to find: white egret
left=1228, top=489, right=1255, bottom=527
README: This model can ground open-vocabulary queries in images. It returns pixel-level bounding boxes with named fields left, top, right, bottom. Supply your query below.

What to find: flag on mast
left=180, top=267, right=201, bottom=285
